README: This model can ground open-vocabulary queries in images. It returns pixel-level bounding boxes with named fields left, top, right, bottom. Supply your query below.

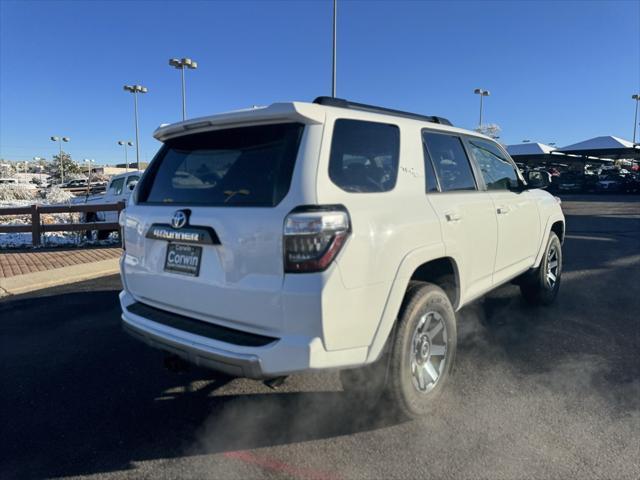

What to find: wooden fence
left=0, top=202, right=125, bottom=247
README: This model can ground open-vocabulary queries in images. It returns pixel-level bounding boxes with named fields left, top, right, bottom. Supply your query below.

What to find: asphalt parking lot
left=1, top=194, right=639, bottom=480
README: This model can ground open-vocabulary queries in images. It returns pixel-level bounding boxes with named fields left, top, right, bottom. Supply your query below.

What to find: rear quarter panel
left=315, top=116, right=444, bottom=351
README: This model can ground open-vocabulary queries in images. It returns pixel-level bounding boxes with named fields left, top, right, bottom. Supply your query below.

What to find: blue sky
left=1, top=0, right=639, bottom=165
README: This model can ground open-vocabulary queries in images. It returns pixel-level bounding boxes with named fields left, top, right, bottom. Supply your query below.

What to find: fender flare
left=533, top=213, right=565, bottom=267
left=364, top=242, right=461, bottom=363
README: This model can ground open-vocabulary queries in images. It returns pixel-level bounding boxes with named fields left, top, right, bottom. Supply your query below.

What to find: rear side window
left=126, top=175, right=139, bottom=186
left=110, top=178, right=125, bottom=195
left=467, top=138, right=519, bottom=190
left=423, top=144, right=440, bottom=193
left=328, top=119, right=400, bottom=193
left=422, top=132, right=476, bottom=192
left=138, top=123, right=304, bottom=206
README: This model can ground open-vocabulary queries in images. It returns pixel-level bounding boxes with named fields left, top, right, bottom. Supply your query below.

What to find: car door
left=422, top=130, right=498, bottom=304
left=103, top=176, right=125, bottom=221
left=465, top=137, right=540, bottom=284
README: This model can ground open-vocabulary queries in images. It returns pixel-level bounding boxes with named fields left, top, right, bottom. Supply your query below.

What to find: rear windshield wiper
left=223, top=189, right=250, bottom=203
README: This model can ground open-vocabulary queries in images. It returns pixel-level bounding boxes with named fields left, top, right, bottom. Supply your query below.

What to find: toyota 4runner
left=119, top=97, right=564, bottom=418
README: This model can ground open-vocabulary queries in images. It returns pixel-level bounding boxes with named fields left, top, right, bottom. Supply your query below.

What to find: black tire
left=520, top=231, right=562, bottom=306
left=96, top=230, right=112, bottom=240
left=339, top=283, right=423, bottom=410
left=385, top=282, right=457, bottom=419
left=85, top=212, right=111, bottom=240
left=84, top=213, right=95, bottom=240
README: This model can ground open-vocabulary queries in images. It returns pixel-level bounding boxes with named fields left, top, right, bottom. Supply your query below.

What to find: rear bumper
left=122, top=310, right=264, bottom=378
left=119, top=290, right=368, bottom=378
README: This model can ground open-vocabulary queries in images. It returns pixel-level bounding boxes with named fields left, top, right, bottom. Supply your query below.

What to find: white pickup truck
left=76, top=171, right=142, bottom=239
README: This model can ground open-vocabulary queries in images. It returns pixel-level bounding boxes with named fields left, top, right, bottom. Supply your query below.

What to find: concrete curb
left=0, top=257, right=120, bottom=298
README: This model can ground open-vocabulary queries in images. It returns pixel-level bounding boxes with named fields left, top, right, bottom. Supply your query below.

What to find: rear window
left=138, top=123, right=304, bottom=206
left=328, top=119, right=400, bottom=193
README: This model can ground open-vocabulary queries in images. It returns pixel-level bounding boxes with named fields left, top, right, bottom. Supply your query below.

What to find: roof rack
left=313, top=96, right=453, bottom=126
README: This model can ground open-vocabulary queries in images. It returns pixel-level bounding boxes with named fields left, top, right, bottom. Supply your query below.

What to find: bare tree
left=475, top=123, right=502, bottom=139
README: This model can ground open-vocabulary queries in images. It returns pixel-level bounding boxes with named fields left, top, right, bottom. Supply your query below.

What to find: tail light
left=284, top=206, right=350, bottom=273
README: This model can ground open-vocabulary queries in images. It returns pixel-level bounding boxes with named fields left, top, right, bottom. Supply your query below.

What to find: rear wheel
left=520, top=231, right=562, bottom=305
left=84, top=212, right=111, bottom=240
left=340, top=282, right=457, bottom=419
left=384, top=283, right=457, bottom=419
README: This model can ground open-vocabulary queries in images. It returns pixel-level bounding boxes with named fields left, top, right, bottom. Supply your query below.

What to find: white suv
left=119, top=97, right=564, bottom=418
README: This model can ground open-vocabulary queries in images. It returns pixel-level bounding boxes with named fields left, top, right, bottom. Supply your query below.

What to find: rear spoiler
left=154, top=102, right=325, bottom=142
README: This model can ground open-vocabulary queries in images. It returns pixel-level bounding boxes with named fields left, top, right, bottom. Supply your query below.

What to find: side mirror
left=127, top=181, right=138, bottom=192
left=526, top=171, right=550, bottom=189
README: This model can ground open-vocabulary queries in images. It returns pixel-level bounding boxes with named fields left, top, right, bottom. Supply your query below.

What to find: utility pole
left=50, top=136, right=70, bottom=185
left=332, top=0, right=337, bottom=97
left=123, top=85, right=148, bottom=170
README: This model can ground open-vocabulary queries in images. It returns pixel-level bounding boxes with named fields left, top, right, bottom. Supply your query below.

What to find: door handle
left=445, top=211, right=462, bottom=222
left=497, top=205, right=511, bottom=215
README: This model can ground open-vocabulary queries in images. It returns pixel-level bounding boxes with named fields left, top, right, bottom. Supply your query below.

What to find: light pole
left=332, top=0, right=337, bottom=97
left=169, top=58, right=198, bottom=121
left=84, top=158, right=94, bottom=194
left=50, top=136, right=70, bottom=185
left=474, top=88, right=490, bottom=127
left=123, top=84, right=148, bottom=171
left=117, top=140, right=134, bottom=172
left=632, top=94, right=640, bottom=144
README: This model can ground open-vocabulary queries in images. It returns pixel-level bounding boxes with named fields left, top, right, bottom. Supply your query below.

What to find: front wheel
left=520, top=231, right=562, bottom=305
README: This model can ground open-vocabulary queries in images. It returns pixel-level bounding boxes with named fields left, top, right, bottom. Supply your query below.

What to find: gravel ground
left=1, top=194, right=638, bottom=480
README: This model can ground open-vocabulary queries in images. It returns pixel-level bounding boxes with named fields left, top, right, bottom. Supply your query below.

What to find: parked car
left=583, top=172, right=599, bottom=193
left=75, top=171, right=142, bottom=239
left=118, top=97, right=565, bottom=418
left=557, top=172, right=584, bottom=193
left=62, top=178, right=88, bottom=189
left=0, top=177, right=37, bottom=190
left=596, top=174, right=623, bottom=193
left=620, top=173, right=640, bottom=193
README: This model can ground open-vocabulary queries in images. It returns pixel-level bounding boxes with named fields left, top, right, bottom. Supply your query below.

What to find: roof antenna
left=332, top=0, right=337, bottom=98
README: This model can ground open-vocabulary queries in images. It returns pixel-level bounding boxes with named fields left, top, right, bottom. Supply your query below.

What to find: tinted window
left=138, top=123, right=304, bottom=206
left=422, top=143, right=440, bottom=192
left=126, top=175, right=139, bottom=186
left=329, top=119, right=399, bottom=193
left=110, top=178, right=125, bottom=195
left=468, top=139, right=518, bottom=190
left=422, top=132, right=476, bottom=192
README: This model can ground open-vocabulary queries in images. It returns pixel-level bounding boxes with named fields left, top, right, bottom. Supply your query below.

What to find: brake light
left=284, top=207, right=350, bottom=273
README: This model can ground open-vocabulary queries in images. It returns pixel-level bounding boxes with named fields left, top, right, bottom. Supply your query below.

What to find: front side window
left=328, top=119, right=400, bottom=193
left=422, top=132, right=476, bottom=192
left=468, top=138, right=519, bottom=190
left=110, top=178, right=125, bottom=195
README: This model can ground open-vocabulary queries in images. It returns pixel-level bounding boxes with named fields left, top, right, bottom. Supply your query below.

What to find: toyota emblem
left=171, top=210, right=188, bottom=229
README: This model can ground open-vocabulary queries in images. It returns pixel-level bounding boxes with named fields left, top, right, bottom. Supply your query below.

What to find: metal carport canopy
left=555, top=136, right=640, bottom=161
